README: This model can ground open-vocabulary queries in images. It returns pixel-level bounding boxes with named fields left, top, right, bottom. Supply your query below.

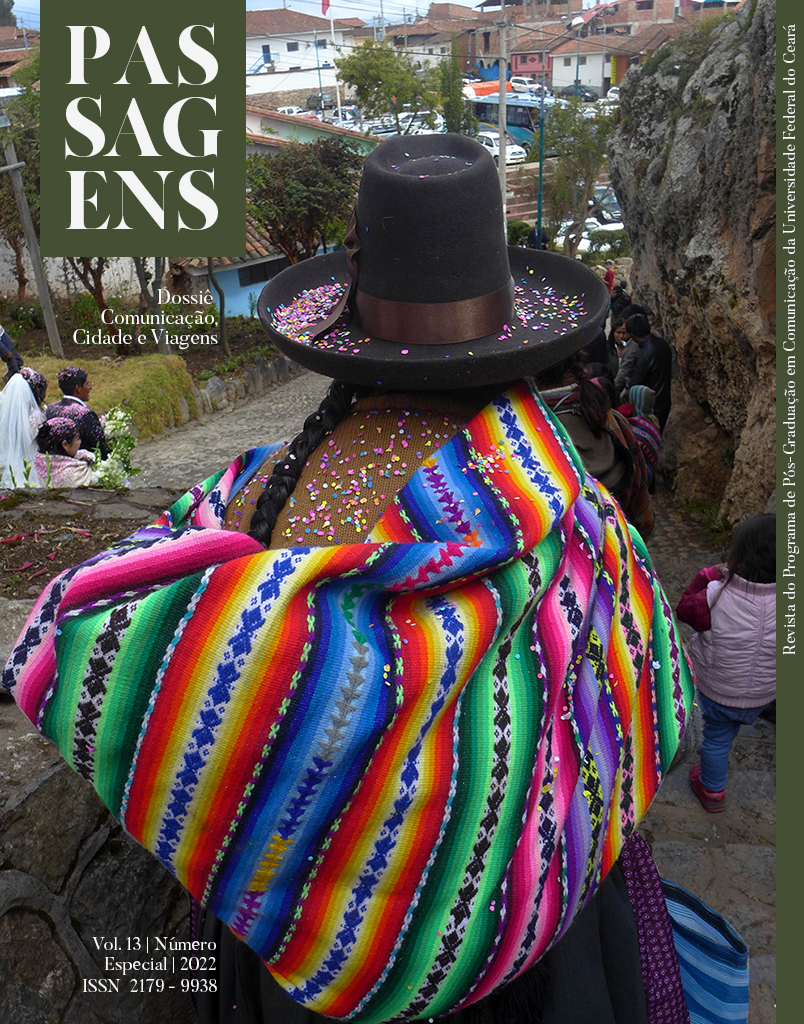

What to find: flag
left=322, top=0, right=330, bottom=14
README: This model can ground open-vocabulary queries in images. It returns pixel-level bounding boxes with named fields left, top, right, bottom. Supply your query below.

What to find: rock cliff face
left=608, top=0, right=776, bottom=522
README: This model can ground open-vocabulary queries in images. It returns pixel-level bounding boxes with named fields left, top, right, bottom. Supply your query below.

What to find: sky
left=12, top=1, right=436, bottom=32
left=13, top=0, right=605, bottom=33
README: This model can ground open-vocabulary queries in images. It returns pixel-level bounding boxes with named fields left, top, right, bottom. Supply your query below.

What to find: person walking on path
left=624, top=313, right=673, bottom=433
left=676, top=513, right=776, bottom=813
left=45, top=366, right=109, bottom=459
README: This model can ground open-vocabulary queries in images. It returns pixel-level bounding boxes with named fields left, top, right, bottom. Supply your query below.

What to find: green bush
left=507, top=219, right=531, bottom=246
left=587, top=229, right=632, bottom=259
left=197, top=344, right=277, bottom=382
left=69, top=293, right=100, bottom=326
left=4, top=299, right=45, bottom=332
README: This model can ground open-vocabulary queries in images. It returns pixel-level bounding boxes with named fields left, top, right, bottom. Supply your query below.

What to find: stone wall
left=608, top=0, right=775, bottom=522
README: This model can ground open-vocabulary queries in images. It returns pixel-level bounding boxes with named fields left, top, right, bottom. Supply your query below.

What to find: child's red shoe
left=689, top=764, right=726, bottom=813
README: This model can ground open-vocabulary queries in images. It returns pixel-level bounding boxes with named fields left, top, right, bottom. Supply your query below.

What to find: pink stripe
left=58, top=529, right=262, bottom=613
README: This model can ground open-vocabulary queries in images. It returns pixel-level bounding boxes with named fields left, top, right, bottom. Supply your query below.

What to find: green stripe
left=94, top=575, right=205, bottom=814
left=44, top=608, right=114, bottom=763
left=652, top=584, right=694, bottom=770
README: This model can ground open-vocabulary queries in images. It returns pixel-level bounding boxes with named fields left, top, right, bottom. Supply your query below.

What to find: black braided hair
left=247, top=379, right=357, bottom=548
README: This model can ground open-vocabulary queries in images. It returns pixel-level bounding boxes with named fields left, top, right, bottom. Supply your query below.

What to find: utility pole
left=329, top=14, right=342, bottom=119
left=496, top=12, right=508, bottom=219
left=0, top=139, right=64, bottom=358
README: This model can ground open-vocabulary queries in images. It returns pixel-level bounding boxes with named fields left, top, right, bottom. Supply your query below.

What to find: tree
left=0, top=47, right=40, bottom=298
left=532, top=101, right=613, bottom=258
left=0, top=190, right=27, bottom=299
left=65, top=258, right=111, bottom=316
left=439, top=39, right=477, bottom=136
left=133, top=257, right=178, bottom=354
left=247, top=138, right=364, bottom=265
left=337, top=40, right=440, bottom=135
left=0, top=1, right=15, bottom=28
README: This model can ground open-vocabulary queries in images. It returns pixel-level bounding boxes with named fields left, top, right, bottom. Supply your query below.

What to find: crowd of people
left=1, top=135, right=774, bottom=1024
left=0, top=363, right=106, bottom=488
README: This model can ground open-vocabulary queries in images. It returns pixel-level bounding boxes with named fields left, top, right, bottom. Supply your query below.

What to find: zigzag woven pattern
left=3, top=381, right=693, bottom=1022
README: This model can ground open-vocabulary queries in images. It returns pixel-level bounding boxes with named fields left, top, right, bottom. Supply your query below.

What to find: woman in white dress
left=0, top=367, right=48, bottom=488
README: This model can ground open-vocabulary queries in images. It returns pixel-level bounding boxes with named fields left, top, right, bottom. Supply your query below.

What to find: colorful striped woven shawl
left=3, top=381, right=692, bottom=1022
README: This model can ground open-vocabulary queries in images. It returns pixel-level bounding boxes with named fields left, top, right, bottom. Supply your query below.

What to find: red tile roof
left=0, top=26, right=39, bottom=50
left=171, top=212, right=281, bottom=271
left=0, top=48, right=31, bottom=66
left=246, top=10, right=334, bottom=36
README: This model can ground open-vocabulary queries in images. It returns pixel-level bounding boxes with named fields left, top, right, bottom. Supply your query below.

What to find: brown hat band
left=354, top=277, right=515, bottom=347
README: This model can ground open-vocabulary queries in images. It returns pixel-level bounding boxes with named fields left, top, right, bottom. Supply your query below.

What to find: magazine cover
left=0, top=0, right=783, bottom=1021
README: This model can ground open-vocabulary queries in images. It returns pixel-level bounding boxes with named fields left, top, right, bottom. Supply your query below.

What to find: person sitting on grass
left=46, top=365, right=108, bottom=459
left=34, top=416, right=100, bottom=488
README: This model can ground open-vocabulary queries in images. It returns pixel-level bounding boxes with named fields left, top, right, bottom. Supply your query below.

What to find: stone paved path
left=1, top=371, right=775, bottom=1022
left=131, top=367, right=332, bottom=491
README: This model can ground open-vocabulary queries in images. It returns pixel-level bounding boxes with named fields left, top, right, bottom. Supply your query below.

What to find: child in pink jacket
left=676, top=514, right=775, bottom=812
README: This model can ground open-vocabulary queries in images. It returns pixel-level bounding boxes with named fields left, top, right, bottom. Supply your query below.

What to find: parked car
left=557, top=84, right=598, bottom=102
left=276, top=106, right=304, bottom=116
left=553, top=217, right=625, bottom=253
left=510, top=75, right=538, bottom=93
left=400, top=110, right=446, bottom=134
left=588, top=185, right=622, bottom=224
left=305, top=91, right=335, bottom=110
left=476, top=130, right=528, bottom=166
left=604, top=86, right=621, bottom=102
left=367, top=118, right=401, bottom=138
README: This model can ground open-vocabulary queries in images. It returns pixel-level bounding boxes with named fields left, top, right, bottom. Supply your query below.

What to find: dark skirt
left=192, top=863, right=648, bottom=1024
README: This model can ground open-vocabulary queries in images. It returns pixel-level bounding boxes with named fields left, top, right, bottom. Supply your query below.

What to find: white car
left=553, top=218, right=625, bottom=253
left=400, top=110, right=446, bottom=134
left=476, top=131, right=528, bottom=165
left=510, top=76, right=538, bottom=93
left=276, top=106, right=304, bottom=116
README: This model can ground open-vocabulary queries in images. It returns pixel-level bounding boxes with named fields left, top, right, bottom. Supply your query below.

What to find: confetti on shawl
left=3, top=382, right=693, bottom=1024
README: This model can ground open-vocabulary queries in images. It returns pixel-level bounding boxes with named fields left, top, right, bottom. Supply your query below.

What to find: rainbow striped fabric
left=3, top=381, right=693, bottom=1022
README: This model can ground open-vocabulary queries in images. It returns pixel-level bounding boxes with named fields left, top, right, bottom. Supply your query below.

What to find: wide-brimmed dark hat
left=258, top=133, right=609, bottom=390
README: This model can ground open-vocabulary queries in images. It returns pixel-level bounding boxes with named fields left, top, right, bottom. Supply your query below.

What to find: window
left=316, top=39, right=326, bottom=49
left=287, top=41, right=299, bottom=52
left=636, top=0, right=654, bottom=8
left=579, top=56, right=587, bottom=65
left=483, top=32, right=490, bottom=54
left=563, top=57, right=571, bottom=66
left=238, top=258, right=289, bottom=289
left=428, top=48, right=433, bottom=54
left=261, top=45, right=271, bottom=60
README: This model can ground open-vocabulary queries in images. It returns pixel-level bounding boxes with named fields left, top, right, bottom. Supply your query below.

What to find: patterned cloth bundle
left=3, top=382, right=692, bottom=1022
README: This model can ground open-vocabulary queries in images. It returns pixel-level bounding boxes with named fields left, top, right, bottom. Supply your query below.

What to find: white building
left=245, top=9, right=360, bottom=99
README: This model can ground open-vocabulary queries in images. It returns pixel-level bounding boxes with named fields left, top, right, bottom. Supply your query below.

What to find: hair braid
left=248, top=380, right=357, bottom=548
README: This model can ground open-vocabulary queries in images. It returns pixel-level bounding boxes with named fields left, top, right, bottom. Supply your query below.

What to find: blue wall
left=214, top=266, right=265, bottom=319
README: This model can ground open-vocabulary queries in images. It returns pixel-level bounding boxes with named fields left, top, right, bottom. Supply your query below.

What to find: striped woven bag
left=661, top=881, right=749, bottom=1024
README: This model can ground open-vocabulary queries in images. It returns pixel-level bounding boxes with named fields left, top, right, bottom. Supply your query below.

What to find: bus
left=468, top=94, right=548, bottom=148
